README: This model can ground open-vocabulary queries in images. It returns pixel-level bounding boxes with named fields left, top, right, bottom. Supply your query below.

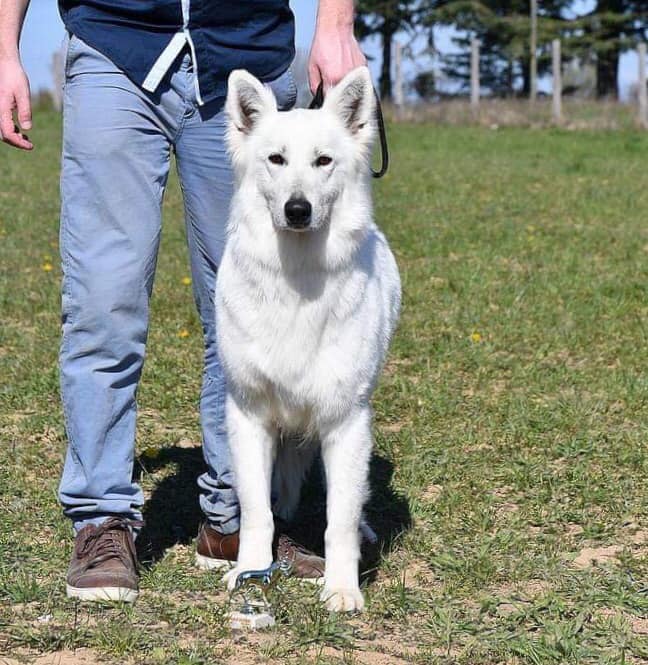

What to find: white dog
left=215, top=66, right=401, bottom=612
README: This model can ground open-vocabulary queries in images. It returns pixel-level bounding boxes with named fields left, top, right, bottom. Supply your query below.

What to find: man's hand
left=0, top=57, right=33, bottom=150
left=308, top=1, right=367, bottom=93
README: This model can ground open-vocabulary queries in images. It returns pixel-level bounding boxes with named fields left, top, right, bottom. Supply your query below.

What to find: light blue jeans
left=57, top=36, right=297, bottom=535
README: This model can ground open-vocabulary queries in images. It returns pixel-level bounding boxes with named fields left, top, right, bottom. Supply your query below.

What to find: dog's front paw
left=321, top=586, right=365, bottom=612
left=222, top=560, right=274, bottom=591
left=222, top=567, right=241, bottom=591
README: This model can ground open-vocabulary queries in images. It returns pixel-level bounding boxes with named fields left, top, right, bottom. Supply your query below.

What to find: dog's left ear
left=323, top=67, right=375, bottom=136
left=226, top=69, right=276, bottom=135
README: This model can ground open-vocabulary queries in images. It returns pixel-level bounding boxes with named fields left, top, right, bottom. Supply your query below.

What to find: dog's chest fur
left=216, top=234, right=389, bottom=432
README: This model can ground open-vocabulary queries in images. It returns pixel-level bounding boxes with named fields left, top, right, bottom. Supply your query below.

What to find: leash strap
left=308, top=81, right=389, bottom=179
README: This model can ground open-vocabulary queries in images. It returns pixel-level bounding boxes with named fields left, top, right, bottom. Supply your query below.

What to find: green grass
left=1, top=112, right=647, bottom=664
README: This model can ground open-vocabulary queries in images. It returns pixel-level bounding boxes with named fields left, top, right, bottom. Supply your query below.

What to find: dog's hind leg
left=320, top=406, right=373, bottom=612
left=272, top=435, right=317, bottom=522
left=222, top=395, right=277, bottom=590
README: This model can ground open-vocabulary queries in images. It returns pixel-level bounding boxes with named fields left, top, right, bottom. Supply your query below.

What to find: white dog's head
left=225, top=67, right=376, bottom=234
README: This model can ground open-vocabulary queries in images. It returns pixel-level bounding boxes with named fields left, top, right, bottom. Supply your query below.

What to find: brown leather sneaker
left=66, top=517, right=141, bottom=603
left=276, top=534, right=325, bottom=584
left=195, top=522, right=325, bottom=583
left=195, top=522, right=239, bottom=570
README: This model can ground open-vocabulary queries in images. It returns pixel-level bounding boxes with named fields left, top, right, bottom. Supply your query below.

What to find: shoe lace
left=276, top=534, right=321, bottom=575
left=78, top=517, right=143, bottom=570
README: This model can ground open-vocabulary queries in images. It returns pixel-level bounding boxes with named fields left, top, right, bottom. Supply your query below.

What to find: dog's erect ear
left=323, top=67, right=375, bottom=135
left=226, top=70, right=276, bottom=134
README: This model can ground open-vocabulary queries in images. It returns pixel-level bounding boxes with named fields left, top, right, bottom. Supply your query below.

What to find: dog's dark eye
left=268, top=153, right=285, bottom=165
left=315, top=155, right=333, bottom=167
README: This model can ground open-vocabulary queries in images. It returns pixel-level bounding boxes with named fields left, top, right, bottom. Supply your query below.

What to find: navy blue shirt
left=59, top=1, right=295, bottom=104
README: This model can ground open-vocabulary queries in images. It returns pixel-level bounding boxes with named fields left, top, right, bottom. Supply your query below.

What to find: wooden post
left=394, top=41, right=404, bottom=119
left=552, top=39, right=562, bottom=124
left=638, top=43, right=647, bottom=129
left=470, top=37, right=480, bottom=117
left=530, top=0, right=538, bottom=103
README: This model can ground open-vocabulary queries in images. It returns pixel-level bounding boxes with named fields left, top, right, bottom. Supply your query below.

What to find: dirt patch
left=632, top=530, right=648, bottom=546
left=224, top=631, right=275, bottom=664
left=421, top=484, right=443, bottom=502
left=488, top=579, right=551, bottom=607
left=596, top=610, right=648, bottom=636
left=355, top=634, right=422, bottom=664
left=401, top=559, right=435, bottom=586
left=382, top=421, right=406, bottom=434
left=497, top=502, right=519, bottom=517
left=573, top=545, right=622, bottom=569
left=463, top=443, right=493, bottom=453
left=175, top=437, right=200, bottom=449
left=521, top=579, right=551, bottom=597
left=632, top=617, right=648, bottom=635
left=1, top=650, right=104, bottom=665
left=355, top=650, right=414, bottom=664
left=492, top=486, right=514, bottom=499
left=566, top=524, right=584, bottom=536
left=383, top=358, right=414, bottom=376
left=621, top=523, right=648, bottom=546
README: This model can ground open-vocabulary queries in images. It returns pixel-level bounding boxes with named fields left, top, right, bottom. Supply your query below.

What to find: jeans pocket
left=64, top=34, right=79, bottom=76
left=265, top=67, right=297, bottom=111
left=65, top=34, right=121, bottom=81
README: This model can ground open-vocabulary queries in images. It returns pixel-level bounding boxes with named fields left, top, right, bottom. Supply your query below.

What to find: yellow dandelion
left=42, top=262, right=53, bottom=272
left=470, top=331, right=482, bottom=343
left=181, top=276, right=192, bottom=285
left=178, top=329, right=190, bottom=338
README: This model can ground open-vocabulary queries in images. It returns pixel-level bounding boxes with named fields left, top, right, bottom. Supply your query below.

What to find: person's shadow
left=136, top=444, right=411, bottom=579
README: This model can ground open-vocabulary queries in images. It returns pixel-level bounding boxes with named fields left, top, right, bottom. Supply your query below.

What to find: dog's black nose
left=284, top=198, right=312, bottom=228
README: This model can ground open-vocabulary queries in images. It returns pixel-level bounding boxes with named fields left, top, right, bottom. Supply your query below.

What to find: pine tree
left=428, top=0, right=568, bottom=97
left=569, top=1, right=647, bottom=98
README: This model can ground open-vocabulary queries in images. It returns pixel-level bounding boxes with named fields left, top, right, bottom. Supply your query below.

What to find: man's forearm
left=309, top=0, right=366, bottom=90
left=316, top=0, right=355, bottom=31
left=0, top=0, right=31, bottom=61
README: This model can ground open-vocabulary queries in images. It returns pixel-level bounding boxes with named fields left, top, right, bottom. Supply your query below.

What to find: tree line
left=355, top=1, right=648, bottom=100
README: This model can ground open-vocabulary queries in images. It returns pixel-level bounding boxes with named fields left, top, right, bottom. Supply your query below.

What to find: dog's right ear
left=226, top=70, right=276, bottom=135
left=323, top=67, right=375, bottom=137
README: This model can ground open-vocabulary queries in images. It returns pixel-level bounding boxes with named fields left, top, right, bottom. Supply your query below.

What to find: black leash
left=308, top=81, right=389, bottom=179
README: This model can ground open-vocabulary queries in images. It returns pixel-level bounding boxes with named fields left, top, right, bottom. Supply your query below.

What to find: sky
left=19, top=0, right=640, bottom=100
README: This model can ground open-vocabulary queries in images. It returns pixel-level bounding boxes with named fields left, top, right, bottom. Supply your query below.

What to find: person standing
left=0, top=0, right=367, bottom=602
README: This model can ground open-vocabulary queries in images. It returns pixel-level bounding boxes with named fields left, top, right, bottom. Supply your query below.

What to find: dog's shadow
left=136, top=446, right=411, bottom=581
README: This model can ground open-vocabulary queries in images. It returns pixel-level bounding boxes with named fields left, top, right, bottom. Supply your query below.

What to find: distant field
left=1, top=111, right=647, bottom=664
left=390, top=98, right=642, bottom=131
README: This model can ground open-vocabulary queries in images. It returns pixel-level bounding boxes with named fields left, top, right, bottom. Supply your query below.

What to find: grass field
left=1, top=111, right=647, bottom=665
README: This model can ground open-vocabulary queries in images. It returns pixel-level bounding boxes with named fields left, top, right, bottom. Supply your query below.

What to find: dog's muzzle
left=284, top=198, right=312, bottom=230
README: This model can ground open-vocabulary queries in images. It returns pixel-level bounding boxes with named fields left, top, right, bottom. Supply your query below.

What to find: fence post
left=530, top=0, right=538, bottom=103
left=552, top=39, right=562, bottom=124
left=394, top=41, right=404, bottom=119
left=638, top=43, right=647, bottom=129
left=471, top=38, right=480, bottom=118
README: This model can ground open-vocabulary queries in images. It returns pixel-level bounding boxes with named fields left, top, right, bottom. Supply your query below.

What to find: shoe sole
left=66, top=584, right=138, bottom=603
left=195, top=553, right=234, bottom=571
left=300, top=576, right=325, bottom=586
